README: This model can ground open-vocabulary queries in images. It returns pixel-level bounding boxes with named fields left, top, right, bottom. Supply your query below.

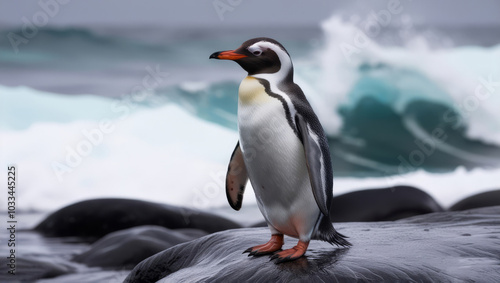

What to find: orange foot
left=243, top=234, right=284, bottom=256
left=270, top=240, right=309, bottom=264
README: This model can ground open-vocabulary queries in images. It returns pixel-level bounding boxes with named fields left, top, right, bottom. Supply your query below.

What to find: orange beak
left=209, top=50, right=247, bottom=60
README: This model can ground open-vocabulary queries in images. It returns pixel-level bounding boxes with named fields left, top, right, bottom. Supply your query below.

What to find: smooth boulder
left=35, top=198, right=241, bottom=239
left=450, top=189, right=500, bottom=211
left=0, top=257, right=74, bottom=282
left=330, top=186, right=443, bottom=222
left=125, top=206, right=500, bottom=282
left=73, top=225, right=207, bottom=268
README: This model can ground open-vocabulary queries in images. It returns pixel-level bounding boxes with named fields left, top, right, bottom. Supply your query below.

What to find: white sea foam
left=0, top=85, right=245, bottom=211
left=179, top=81, right=210, bottom=93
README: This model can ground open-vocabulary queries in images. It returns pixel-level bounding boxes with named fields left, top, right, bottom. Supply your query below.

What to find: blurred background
left=1, top=0, right=500, bottom=216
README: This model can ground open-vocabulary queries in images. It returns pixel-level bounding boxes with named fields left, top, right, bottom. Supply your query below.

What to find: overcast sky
left=1, top=0, right=499, bottom=28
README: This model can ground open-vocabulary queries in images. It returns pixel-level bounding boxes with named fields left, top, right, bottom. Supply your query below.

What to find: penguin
left=210, top=37, right=351, bottom=263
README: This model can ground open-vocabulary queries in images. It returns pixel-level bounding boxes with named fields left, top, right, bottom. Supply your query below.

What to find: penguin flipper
left=226, top=142, right=248, bottom=211
left=295, top=114, right=332, bottom=217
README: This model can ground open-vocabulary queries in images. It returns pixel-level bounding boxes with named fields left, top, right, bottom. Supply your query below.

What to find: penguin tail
left=314, top=214, right=352, bottom=247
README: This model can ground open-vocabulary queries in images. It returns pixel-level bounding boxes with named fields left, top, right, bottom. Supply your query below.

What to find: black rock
left=450, top=189, right=500, bottom=211
left=250, top=221, right=267, bottom=227
left=330, top=186, right=443, bottom=222
left=0, top=257, right=74, bottom=282
left=125, top=206, right=500, bottom=283
left=73, top=225, right=207, bottom=269
left=35, top=198, right=241, bottom=239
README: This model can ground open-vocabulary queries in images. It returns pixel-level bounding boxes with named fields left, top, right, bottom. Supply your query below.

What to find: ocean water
left=1, top=15, right=500, bottom=215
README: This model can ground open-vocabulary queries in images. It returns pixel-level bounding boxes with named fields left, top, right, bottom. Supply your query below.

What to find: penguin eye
left=252, top=50, right=262, bottom=56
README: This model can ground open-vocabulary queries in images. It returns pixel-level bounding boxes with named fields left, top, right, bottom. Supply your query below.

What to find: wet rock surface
left=125, top=206, right=500, bottom=283
left=0, top=257, right=75, bottom=282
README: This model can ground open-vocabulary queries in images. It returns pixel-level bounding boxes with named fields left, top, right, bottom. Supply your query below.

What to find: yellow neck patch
left=238, top=76, right=271, bottom=104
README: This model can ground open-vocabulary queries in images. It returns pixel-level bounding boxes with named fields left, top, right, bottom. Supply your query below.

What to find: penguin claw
left=270, top=253, right=301, bottom=264
left=243, top=235, right=284, bottom=257
left=244, top=246, right=259, bottom=256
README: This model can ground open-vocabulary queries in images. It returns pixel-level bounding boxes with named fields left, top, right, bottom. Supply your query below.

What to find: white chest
left=237, top=76, right=296, bottom=160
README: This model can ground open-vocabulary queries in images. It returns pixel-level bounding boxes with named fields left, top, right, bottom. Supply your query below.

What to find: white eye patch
left=248, top=45, right=263, bottom=56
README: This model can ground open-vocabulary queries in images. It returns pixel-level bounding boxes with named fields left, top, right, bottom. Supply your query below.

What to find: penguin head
left=210, top=37, right=293, bottom=81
